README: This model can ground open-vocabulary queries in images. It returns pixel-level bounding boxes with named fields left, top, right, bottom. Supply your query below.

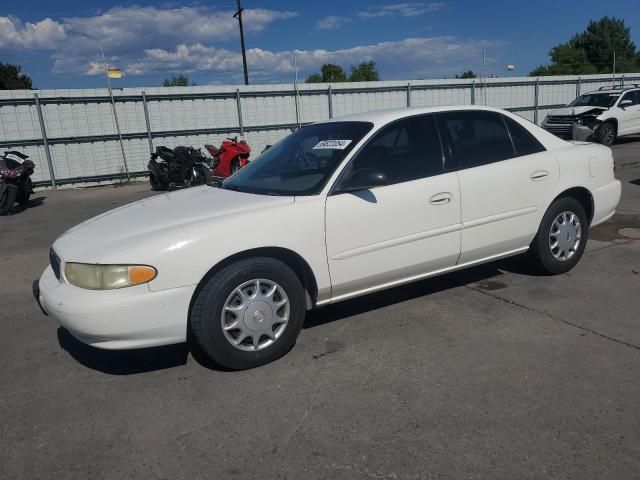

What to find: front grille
left=545, top=115, right=577, bottom=124
left=50, top=248, right=61, bottom=280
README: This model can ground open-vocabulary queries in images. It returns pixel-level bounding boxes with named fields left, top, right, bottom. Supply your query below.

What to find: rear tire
left=596, top=122, right=616, bottom=146
left=0, top=186, right=17, bottom=215
left=527, top=197, right=588, bottom=275
left=190, top=257, right=306, bottom=370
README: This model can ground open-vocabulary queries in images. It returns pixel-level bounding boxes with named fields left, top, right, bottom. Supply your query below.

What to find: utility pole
left=612, top=50, right=616, bottom=86
left=234, top=0, right=249, bottom=85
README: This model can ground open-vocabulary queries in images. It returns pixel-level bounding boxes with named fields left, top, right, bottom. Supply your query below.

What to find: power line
left=233, top=0, right=249, bottom=85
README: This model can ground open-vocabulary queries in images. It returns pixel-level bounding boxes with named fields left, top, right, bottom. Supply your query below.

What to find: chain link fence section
left=0, top=73, right=638, bottom=188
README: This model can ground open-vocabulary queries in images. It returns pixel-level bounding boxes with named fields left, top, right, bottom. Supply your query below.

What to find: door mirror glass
left=620, top=99, right=633, bottom=108
left=338, top=168, right=387, bottom=193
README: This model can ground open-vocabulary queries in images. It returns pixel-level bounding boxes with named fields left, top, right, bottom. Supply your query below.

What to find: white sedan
left=36, top=106, right=621, bottom=370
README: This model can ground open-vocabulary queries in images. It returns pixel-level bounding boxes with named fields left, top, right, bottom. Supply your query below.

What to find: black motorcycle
left=148, top=146, right=213, bottom=191
left=0, top=150, right=35, bottom=215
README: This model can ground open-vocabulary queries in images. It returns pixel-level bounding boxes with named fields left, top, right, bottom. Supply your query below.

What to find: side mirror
left=620, top=99, right=633, bottom=109
left=337, top=168, right=387, bottom=193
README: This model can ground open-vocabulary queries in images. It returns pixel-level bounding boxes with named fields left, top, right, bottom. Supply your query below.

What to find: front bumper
left=542, top=120, right=597, bottom=141
left=37, top=266, right=196, bottom=349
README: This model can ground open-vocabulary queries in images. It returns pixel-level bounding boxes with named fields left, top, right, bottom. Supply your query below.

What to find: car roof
left=319, top=105, right=518, bottom=127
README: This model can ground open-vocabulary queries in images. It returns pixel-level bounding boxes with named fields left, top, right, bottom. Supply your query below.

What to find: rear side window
left=503, top=115, right=546, bottom=157
left=351, top=114, right=444, bottom=185
left=438, top=110, right=515, bottom=168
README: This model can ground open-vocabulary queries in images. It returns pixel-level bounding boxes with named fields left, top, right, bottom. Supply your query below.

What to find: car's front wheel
left=190, top=257, right=306, bottom=370
left=596, top=122, right=616, bottom=146
left=528, top=196, right=588, bottom=275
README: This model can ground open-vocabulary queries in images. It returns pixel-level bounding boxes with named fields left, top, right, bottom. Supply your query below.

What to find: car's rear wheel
left=190, top=257, right=306, bottom=370
left=596, top=122, right=616, bottom=146
left=528, top=197, right=588, bottom=275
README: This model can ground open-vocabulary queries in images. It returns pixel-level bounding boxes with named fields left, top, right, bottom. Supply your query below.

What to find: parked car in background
left=36, top=106, right=621, bottom=370
left=542, top=84, right=640, bottom=145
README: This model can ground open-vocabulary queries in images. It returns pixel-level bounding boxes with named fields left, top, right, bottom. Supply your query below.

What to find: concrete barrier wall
left=1, top=73, right=638, bottom=187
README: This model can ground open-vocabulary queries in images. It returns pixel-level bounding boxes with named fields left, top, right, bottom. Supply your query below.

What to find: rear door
left=437, top=110, right=559, bottom=264
left=325, top=114, right=461, bottom=299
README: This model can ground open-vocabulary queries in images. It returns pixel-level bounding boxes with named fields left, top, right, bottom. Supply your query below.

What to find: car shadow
left=614, top=135, right=640, bottom=145
left=8, top=196, right=46, bottom=214
left=304, top=257, right=537, bottom=329
left=57, top=328, right=189, bottom=375
left=631, top=178, right=640, bottom=186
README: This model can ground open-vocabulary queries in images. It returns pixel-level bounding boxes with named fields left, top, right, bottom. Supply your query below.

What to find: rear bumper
left=591, top=180, right=622, bottom=227
left=37, top=266, right=195, bottom=349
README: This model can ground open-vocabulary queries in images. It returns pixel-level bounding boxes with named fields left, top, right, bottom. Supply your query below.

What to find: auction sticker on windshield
left=313, top=139, right=352, bottom=150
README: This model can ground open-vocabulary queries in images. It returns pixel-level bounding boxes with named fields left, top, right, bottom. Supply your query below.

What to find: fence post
left=33, top=93, right=56, bottom=188
left=576, top=77, right=581, bottom=97
left=294, top=83, right=301, bottom=127
left=471, top=80, right=476, bottom=105
left=328, top=85, right=333, bottom=119
left=236, top=89, right=244, bottom=137
left=534, top=78, right=540, bottom=125
left=621, top=74, right=625, bottom=87
left=406, top=82, right=411, bottom=107
left=141, top=91, right=154, bottom=154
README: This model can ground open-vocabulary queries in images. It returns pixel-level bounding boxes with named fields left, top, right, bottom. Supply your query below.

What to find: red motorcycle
left=204, top=137, right=251, bottom=177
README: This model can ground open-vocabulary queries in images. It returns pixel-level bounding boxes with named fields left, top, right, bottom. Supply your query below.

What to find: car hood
left=54, top=186, right=294, bottom=260
left=548, top=106, right=607, bottom=116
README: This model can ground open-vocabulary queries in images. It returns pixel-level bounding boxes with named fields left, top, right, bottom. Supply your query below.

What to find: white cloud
left=0, top=17, right=66, bottom=49
left=358, top=2, right=445, bottom=18
left=0, top=6, right=297, bottom=73
left=316, top=16, right=351, bottom=30
left=121, top=37, right=500, bottom=82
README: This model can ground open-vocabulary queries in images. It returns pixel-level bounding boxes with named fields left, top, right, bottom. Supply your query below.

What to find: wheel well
left=603, top=118, right=618, bottom=131
left=554, top=187, right=594, bottom=224
left=189, top=247, right=319, bottom=315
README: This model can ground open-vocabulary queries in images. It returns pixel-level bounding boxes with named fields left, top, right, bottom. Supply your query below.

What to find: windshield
left=568, top=93, right=620, bottom=108
left=222, top=121, right=373, bottom=196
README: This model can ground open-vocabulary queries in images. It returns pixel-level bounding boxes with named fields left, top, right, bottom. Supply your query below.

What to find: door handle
left=530, top=170, right=549, bottom=181
left=429, top=192, right=453, bottom=205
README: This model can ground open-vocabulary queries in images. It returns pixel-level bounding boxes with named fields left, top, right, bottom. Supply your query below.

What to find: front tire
left=190, top=257, right=306, bottom=370
left=596, top=122, right=616, bottom=147
left=528, top=197, right=588, bottom=275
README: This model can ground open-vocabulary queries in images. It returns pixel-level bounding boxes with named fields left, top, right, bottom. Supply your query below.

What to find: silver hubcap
left=549, top=211, right=581, bottom=261
left=221, top=279, right=290, bottom=351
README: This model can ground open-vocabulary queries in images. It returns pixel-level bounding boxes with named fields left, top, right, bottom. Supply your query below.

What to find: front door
left=325, top=114, right=462, bottom=300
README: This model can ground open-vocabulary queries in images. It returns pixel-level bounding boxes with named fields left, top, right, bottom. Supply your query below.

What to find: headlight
left=64, top=263, right=157, bottom=290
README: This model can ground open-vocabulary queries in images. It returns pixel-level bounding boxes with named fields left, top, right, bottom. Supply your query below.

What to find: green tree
left=0, top=63, right=33, bottom=90
left=349, top=61, right=380, bottom=82
left=455, top=70, right=477, bottom=79
left=162, top=74, right=194, bottom=87
left=305, top=63, right=348, bottom=83
left=304, top=73, right=323, bottom=83
left=530, top=16, right=640, bottom=76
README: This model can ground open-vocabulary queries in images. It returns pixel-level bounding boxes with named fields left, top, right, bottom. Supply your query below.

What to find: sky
left=1, top=0, right=639, bottom=89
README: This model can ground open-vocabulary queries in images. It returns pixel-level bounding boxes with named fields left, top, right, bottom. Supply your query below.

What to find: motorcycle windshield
left=222, top=121, right=373, bottom=196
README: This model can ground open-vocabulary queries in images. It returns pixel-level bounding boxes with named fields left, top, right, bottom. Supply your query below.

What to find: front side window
left=345, top=114, right=444, bottom=186
left=438, top=110, right=515, bottom=168
left=223, top=121, right=373, bottom=196
left=568, top=93, right=620, bottom=108
left=619, top=90, right=640, bottom=106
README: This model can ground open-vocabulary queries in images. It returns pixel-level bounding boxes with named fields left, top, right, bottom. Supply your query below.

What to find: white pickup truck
left=542, top=85, right=640, bottom=146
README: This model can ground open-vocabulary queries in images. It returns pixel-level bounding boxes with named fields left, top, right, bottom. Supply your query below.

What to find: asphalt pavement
left=1, top=138, right=639, bottom=479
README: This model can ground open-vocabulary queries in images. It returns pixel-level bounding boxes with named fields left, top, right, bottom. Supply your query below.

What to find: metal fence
left=1, top=72, right=639, bottom=188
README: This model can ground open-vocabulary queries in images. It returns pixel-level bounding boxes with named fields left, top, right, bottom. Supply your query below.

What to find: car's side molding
left=316, top=246, right=529, bottom=306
